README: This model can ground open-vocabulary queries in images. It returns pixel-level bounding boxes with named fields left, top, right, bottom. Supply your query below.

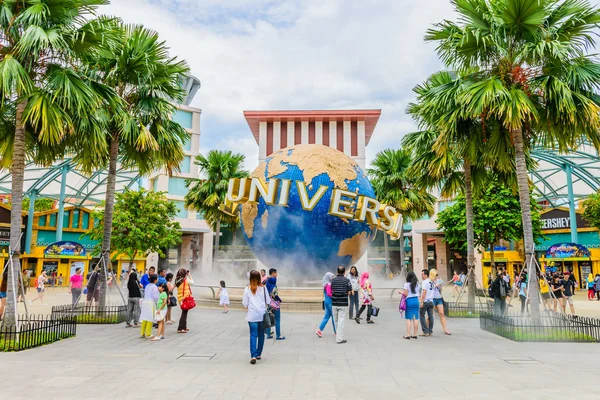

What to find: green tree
left=426, top=0, right=600, bottom=317
left=367, top=148, right=435, bottom=276
left=185, top=150, right=248, bottom=265
left=86, top=189, right=181, bottom=270
left=0, top=0, right=116, bottom=326
left=582, top=191, right=600, bottom=231
left=79, top=24, right=190, bottom=307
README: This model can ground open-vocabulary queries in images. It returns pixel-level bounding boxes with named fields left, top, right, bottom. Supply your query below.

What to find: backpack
left=499, top=280, right=507, bottom=299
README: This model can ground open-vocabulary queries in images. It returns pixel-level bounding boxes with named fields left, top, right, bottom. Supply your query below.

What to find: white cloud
left=104, top=0, right=454, bottom=171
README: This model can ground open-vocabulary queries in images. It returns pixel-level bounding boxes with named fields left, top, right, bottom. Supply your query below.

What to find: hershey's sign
left=540, top=208, right=591, bottom=231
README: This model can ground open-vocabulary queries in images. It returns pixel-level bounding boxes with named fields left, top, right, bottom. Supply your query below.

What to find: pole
left=55, top=165, right=68, bottom=242
left=565, top=164, right=578, bottom=244
left=24, top=190, right=37, bottom=253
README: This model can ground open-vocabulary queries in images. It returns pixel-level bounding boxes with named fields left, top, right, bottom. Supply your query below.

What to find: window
left=152, top=178, right=158, bottom=192
left=172, top=201, right=188, bottom=218
left=81, top=213, right=90, bottom=230
left=38, top=215, right=47, bottom=226
left=196, top=210, right=204, bottom=220
left=180, top=156, right=191, bottom=174
left=62, top=210, right=70, bottom=228
left=49, top=213, right=57, bottom=227
left=168, top=177, right=189, bottom=196
left=182, top=134, right=192, bottom=151
left=173, top=109, right=193, bottom=129
left=71, top=209, right=80, bottom=229
left=438, top=200, right=456, bottom=212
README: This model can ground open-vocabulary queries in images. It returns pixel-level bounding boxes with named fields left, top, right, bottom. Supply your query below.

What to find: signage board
left=545, top=243, right=591, bottom=259
left=44, top=241, right=86, bottom=258
left=540, top=208, right=591, bottom=231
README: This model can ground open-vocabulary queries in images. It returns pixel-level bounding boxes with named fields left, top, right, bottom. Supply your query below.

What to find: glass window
left=196, top=210, right=204, bottom=220
left=172, top=201, right=188, bottom=218
left=173, top=109, right=193, bottom=129
left=180, top=156, right=191, bottom=174
left=38, top=215, right=47, bottom=226
left=152, top=178, right=158, bottom=192
left=438, top=200, right=456, bottom=212
left=71, top=209, right=80, bottom=229
left=49, top=213, right=57, bottom=227
left=81, top=212, right=90, bottom=230
left=63, top=210, right=70, bottom=228
left=168, top=177, right=189, bottom=196
left=182, top=134, right=192, bottom=152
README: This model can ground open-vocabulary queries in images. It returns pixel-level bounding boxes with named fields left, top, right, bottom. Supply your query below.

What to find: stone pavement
left=2, top=302, right=600, bottom=400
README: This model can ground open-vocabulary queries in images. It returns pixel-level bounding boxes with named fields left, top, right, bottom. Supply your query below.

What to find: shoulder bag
left=262, top=287, right=275, bottom=328
left=180, top=280, right=196, bottom=311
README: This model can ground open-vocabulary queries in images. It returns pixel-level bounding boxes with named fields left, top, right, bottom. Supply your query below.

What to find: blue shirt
left=519, top=282, right=527, bottom=297
left=140, top=274, right=149, bottom=288
left=157, top=276, right=167, bottom=286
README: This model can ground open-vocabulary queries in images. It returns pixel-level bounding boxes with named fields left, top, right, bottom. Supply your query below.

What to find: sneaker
left=316, top=330, right=323, bottom=338
left=336, top=340, right=347, bottom=344
left=250, top=358, right=257, bottom=365
left=355, top=318, right=360, bottom=324
left=28, top=300, right=32, bottom=305
left=367, top=320, right=374, bottom=324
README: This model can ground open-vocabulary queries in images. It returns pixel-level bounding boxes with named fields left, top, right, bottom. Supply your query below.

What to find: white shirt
left=242, top=286, right=268, bottom=322
left=421, top=278, right=435, bottom=301
left=433, top=279, right=443, bottom=299
left=403, top=282, right=420, bottom=298
left=348, top=274, right=360, bottom=291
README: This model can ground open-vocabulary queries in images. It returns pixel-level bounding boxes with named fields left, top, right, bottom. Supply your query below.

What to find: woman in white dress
left=217, top=280, right=230, bottom=313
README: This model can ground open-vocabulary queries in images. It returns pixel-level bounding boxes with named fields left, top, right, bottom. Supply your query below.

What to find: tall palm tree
left=0, top=0, right=116, bottom=326
left=185, top=150, right=248, bottom=268
left=426, top=0, right=600, bottom=317
left=77, top=24, right=190, bottom=307
left=368, top=149, right=436, bottom=278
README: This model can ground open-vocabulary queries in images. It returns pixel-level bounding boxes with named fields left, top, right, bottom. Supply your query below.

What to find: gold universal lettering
left=297, top=182, right=328, bottom=211
left=328, top=189, right=357, bottom=219
left=354, top=196, right=380, bottom=226
left=277, top=179, right=292, bottom=207
left=248, top=177, right=279, bottom=205
left=388, top=213, right=404, bottom=240
left=226, top=178, right=250, bottom=203
left=218, top=198, right=239, bottom=217
left=377, top=204, right=396, bottom=231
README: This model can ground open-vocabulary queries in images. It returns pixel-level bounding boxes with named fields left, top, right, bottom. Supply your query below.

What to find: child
left=217, top=280, right=230, bottom=313
left=58, top=274, right=64, bottom=287
left=152, top=283, right=168, bottom=341
left=140, top=274, right=159, bottom=339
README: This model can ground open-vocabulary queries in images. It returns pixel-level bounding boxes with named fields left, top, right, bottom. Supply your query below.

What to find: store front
left=481, top=250, right=524, bottom=287
left=539, top=243, right=597, bottom=288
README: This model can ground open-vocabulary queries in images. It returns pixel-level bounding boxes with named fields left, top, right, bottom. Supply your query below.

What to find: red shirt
left=70, top=274, right=83, bottom=289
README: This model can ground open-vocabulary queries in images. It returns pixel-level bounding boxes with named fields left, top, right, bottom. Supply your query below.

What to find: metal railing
left=480, top=311, right=600, bottom=342
left=51, top=304, right=127, bottom=324
left=0, top=315, right=76, bottom=352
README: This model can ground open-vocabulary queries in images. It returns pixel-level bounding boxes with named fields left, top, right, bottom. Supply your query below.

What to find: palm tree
left=368, top=149, right=436, bottom=279
left=185, top=150, right=248, bottom=268
left=0, top=0, right=116, bottom=326
left=77, top=24, right=190, bottom=307
left=426, top=0, right=600, bottom=317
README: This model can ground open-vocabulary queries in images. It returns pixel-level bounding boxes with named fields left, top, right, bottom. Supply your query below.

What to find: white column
left=259, top=121, right=267, bottom=161
left=301, top=121, right=309, bottom=144
left=315, top=121, right=323, bottom=145
left=357, top=121, right=366, bottom=158
left=329, top=121, right=337, bottom=149
left=287, top=120, right=294, bottom=147
left=273, top=121, right=281, bottom=151
left=356, top=250, right=368, bottom=273
left=343, top=120, right=351, bottom=156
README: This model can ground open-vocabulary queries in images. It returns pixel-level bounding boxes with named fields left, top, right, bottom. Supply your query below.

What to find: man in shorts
left=561, top=274, right=576, bottom=314
left=539, top=274, right=552, bottom=310
left=86, top=264, right=100, bottom=306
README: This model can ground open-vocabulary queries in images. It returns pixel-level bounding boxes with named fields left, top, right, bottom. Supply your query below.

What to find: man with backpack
left=86, top=264, right=101, bottom=306
left=491, top=271, right=510, bottom=316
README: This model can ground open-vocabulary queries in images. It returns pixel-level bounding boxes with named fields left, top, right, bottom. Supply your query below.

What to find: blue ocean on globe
left=240, top=144, right=376, bottom=277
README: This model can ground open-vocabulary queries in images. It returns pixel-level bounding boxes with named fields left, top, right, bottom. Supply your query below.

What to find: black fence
left=51, top=304, right=127, bottom=324
left=0, top=315, right=76, bottom=352
left=480, top=311, right=600, bottom=342
left=444, top=301, right=492, bottom=318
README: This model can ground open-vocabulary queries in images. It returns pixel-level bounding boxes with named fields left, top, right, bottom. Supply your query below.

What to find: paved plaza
left=2, top=300, right=600, bottom=400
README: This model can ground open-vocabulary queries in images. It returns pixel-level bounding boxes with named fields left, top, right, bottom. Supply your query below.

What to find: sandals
left=177, top=330, right=187, bottom=334
left=445, top=332, right=452, bottom=335
left=411, top=336, right=417, bottom=339
left=403, top=335, right=411, bottom=340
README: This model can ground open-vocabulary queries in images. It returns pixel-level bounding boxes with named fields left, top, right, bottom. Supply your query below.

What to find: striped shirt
left=331, top=275, right=352, bottom=307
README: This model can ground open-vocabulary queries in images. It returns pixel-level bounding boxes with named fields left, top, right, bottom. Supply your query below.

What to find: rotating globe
left=240, top=144, right=376, bottom=277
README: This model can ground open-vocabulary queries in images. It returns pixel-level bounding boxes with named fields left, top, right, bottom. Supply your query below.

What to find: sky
left=103, top=0, right=456, bottom=172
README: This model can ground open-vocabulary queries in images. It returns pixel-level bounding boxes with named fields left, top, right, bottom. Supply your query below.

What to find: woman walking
left=587, top=273, right=595, bottom=300
left=29, top=271, right=48, bottom=305
left=518, top=273, right=528, bottom=316
left=316, top=272, right=336, bottom=338
left=430, top=269, right=450, bottom=335
left=355, top=271, right=374, bottom=324
left=347, top=266, right=360, bottom=319
left=125, top=271, right=142, bottom=328
left=165, top=272, right=175, bottom=324
left=403, top=271, right=420, bottom=339
left=176, top=269, right=193, bottom=333
left=242, top=270, right=268, bottom=364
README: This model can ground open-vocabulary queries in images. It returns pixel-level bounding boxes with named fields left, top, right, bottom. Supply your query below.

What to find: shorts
left=36, top=287, right=44, bottom=293
left=541, top=292, right=550, bottom=300
left=564, top=296, right=575, bottom=305
left=433, top=298, right=444, bottom=306
left=0, top=292, right=6, bottom=299
left=86, top=289, right=99, bottom=302
left=455, top=282, right=463, bottom=286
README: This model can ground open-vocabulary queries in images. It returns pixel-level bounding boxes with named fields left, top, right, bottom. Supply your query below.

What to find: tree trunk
left=490, top=245, right=495, bottom=273
left=213, top=219, right=221, bottom=270
left=4, top=101, right=27, bottom=327
left=231, top=228, right=237, bottom=269
left=464, top=159, right=476, bottom=310
left=99, top=137, right=119, bottom=308
left=383, top=231, right=390, bottom=278
left=512, top=128, right=539, bottom=318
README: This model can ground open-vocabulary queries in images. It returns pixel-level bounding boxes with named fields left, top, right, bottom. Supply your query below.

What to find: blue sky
left=105, top=0, right=457, bottom=171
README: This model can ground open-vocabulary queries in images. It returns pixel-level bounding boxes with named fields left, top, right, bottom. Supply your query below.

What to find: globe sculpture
left=241, top=144, right=376, bottom=277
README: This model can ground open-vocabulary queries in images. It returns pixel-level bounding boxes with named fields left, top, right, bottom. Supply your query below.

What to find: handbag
left=180, top=280, right=196, bottom=311
left=399, top=294, right=407, bottom=313
left=262, top=287, right=275, bottom=328
left=168, top=296, right=177, bottom=307
left=371, top=305, right=380, bottom=317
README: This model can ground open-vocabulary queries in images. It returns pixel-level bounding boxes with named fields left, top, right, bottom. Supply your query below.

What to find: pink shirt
left=70, top=274, right=83, bottom=289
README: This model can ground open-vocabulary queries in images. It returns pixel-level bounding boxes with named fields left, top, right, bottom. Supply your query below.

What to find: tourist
left=355, top=271, right=374, bottom=324
left=260, top=269, right=268, bottom=284
left=151, top=283, right=168, bottom=341
left=347, top=266, right=360, bottom=319
left=539, top=275, right=551, bottom=310
left=69, top=267, right=84, bottom=305
left=140, top=274, right=158, bottom=339
left=266, top=269, right=285, bottom=340
left=403, top=271, right=420, bottom=339
left=217, top=280, right=230, bottom=313
left=316, top=272, right=336, bottom=338
left=430, top=269, right=450, bottom=335
left=175, top=269, right=193, bottom=333
left=29, top=270, right=48, bottom=305
left=58, top=274, right=63, bottom=287
left=165, top=272, right=175, bottom=324
left=85, top=264, right=100, bottom=306
left=419, top=269, right=435, bottom=336
left=242, top=270, right=268, bottom=364
left=595, top=274, right=600, bottom=301
left=157, top=269, right=167, bottom=286
left=551, top=276, right=565, bottom=312
left=331, top=266, right=352, bottom=344
left=518, top=273, right=528, bottom=316
left=125, top=270, right=142, bottom=328
left=490, top=271, right=510, bottom=316
left=452, top=270, right=462, bottom=297
left=0, top=269, right=7, bottom=318
left=587, top=273, right=595, bottom=300
left=140, top=266, right=155, bottom=289
left=562, top=274, right=576, bottom=314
